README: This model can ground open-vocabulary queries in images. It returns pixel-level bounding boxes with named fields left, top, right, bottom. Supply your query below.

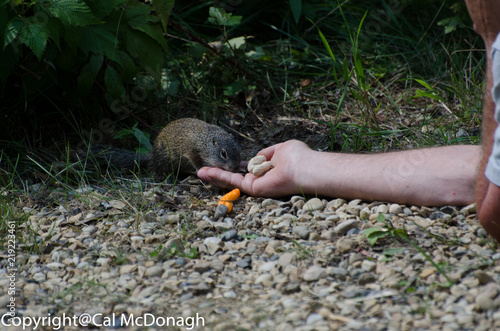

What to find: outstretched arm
left=198, top=140, right=480, bottom=206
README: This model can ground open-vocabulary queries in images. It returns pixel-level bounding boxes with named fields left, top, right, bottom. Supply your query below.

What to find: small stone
left=361, top=260, right=376, bottom=272
left=376, top=204, right=388, bottom=214
left=293, top=225, right=310, bottom=240
left=419, top=268, right=435, bottom=279
left=236, top=258, right=252, bottom=269
left=262, top=198, right=280, bottom=208
left=305, top=313, right=324, bottom=325
left=389, top=204, right=403, bottom=214
left=327, top=267, right=348, bottom=278
left=221, top=229, right=238, bottom=241
left=476, top=270, right=495, bottom=285
left=24, top=283, right=40, bottom=295
left=302, top=198, right=324, bottom=212
left=145, top=266, right=164, bottom=278
left=336, top=238, right=354, bottom=254
left=120, top=265, right=138, bottom=275
left=255, top=273, right=273, bottom=284
left=204, top=237, right=223, bottom=255
left=223, top=290, right=237, bottom=298
left=259, top=261, right=276, bottom=273
left=303, top=265, right=326, bottom=281
left=193, top=260, right=211, bottom=273
left=334, top=219, right=357, bottom=234
left=475, top=283, right=500, bottom=311
left=278, top=253, right=295, bottom=267
left=327, top=199, right=346, bottom=210
left=459, top=203, right=476, bottom=215
left=477, top=228, right=488, bottom=238
left=429, top=211, right=446, bottom=220
left=358, top=273, right=377, bottom=285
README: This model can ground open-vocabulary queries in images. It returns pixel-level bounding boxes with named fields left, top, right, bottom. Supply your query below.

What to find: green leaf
left=80, top=26, right=121, bottom=63
left=104, top=66, right=126, bottom=100
left=18, top=21, right=49, bottom=60
left=89, top=54, right=104, bottom=77
left=46, top=0, right=98, bottom=26
left=128, top=18, right=167, bottom=51
left=308, top=19, right=335, bottom=62
left=290, top=0, right=302, bottom=24
left=126, top=29, right=163, bottom=82
left=132, top=126, right=153, bottom=152
left=362, top=227, right=389, bottom=245
left=208, top=7, right=241, bottom=27
left=4, top=18, right=23, bottom=48
left=152, top=0, right=175, bottom=33
left=227, top=36, right=247, bottom=49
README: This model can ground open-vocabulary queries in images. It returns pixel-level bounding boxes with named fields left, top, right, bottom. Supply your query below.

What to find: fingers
left=198, top=167, right=255, bottom=194
left=257, top=143, right=281, bottom=160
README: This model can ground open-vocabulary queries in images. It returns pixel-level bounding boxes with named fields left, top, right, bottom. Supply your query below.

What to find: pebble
left=204, top=237, right=223, bottom=255
left=11, top=182, right=495, bottom=330
left=221, top=229, right=238, bottom=241
left=302, top=198, right=324, bottom=212
left=336, top=238, right=354, bottom=253
left=303, top=266, right=326, bottom=281
left=334, top=219, right=357, bottom=234
left=293, top=225, right=311, bottom=239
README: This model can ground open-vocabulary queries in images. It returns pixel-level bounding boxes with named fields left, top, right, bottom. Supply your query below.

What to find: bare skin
left=464, top=0, right=500, bottom=241
left=198, top=140, right=480, bottom=206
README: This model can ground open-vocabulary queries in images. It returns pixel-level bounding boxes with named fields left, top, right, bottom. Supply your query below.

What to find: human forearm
left=297, top=145, right=480, bottom=206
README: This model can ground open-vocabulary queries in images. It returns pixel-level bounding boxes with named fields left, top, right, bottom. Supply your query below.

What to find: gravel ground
left=2, top=178, right=500, bottom=331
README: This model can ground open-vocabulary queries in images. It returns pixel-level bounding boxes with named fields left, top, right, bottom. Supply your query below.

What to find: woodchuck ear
left=212, top=137, right=218, bottom=147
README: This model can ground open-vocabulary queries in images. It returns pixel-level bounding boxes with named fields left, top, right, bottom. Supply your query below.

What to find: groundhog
left=92, top=118, right=241, bottom=177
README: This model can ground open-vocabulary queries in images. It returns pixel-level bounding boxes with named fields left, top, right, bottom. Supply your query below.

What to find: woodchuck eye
left=220, top=149, right=228, bottom=159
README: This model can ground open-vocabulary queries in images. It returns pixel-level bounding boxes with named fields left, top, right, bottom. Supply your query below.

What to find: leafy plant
left=1, top=0, right=173, bottom=104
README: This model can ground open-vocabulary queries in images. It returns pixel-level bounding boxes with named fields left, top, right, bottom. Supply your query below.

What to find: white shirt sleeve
left=484, top=33, right=500, bottom=187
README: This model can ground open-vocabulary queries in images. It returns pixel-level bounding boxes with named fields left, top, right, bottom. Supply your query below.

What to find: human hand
left=197, top=140, right=313, bottom=197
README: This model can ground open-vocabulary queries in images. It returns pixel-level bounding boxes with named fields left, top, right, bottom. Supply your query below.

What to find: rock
left=376, top=204, right=388, bottom=214
left=334, top=219, right=357, bottom=234
left=336, top=238, right=354, bottom=253
left=221, top=229, right=238, bottom=241
left=302, top=198, right=324, bottom=212
left=476, top=271, right=495, bottom=285
left=358, top=273, right=377, bottom=285
left=193, top=260, right=212, bottom=273
left=236, top=258, right=252, bottom=269
left=327, top=199, right=346, bottom=210
left=293, top=225, right=310, bottom=239
left=255, top=273, right=273, bottom=284
left=303, top=265, right=326, bottom=281
left=305, top=313, right=324, bottom=325
left=278, top=253, right=295, bottom=268
left=476, top=283, right=500, bottom=311
left=204, top=237, right=223, bottom=255
left=459, top=203, right=476, bottom=215
left=361, top=260, right=376, bottom=272
left=145, top=266, right=164, bottom=277
left=389, top=204, right=403, bottom=214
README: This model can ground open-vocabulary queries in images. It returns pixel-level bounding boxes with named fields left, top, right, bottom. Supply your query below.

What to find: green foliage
left=115, top=123, right=152, bottom=153
left=438, top=1, right=469, bottom=34
left=0, top=0, right=173, bottom=105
